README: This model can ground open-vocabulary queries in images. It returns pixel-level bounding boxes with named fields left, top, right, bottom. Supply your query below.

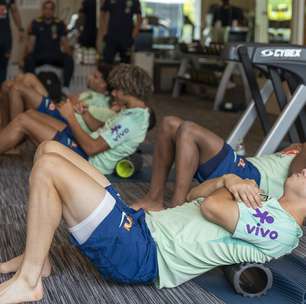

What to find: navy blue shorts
left=195, top=143, right=261, bottom=185
left=53, top=127, right=88, bottom=160
left=70, top=185, right=158, bottom=284
left=37, top=96, right=67, bottom=124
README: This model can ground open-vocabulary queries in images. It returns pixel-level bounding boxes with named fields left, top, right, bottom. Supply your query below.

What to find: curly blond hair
left=107, top=64, right=153, bottom=101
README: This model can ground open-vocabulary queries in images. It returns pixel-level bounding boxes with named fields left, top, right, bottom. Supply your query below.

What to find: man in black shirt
left=0, top=0, right=23, bottom=86
left=24, top=0, right=74, bottom=90
left=97, top=0, right=142, bottom=63
left=212, top=0, right=243, bottom=27
left=79, top=0, right=97, bottom=48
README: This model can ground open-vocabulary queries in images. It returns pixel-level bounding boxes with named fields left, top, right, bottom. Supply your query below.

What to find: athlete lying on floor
left=135, top=116, right=306, bottom=210
left=0, top=140, right=303, bottom=303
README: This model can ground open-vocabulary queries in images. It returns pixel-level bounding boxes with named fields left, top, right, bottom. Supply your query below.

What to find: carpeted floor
left=0, top=93, right=305, bottom=304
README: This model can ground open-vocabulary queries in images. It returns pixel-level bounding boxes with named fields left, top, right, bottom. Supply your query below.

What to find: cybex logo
left=260, top=49, right=302, bottom=58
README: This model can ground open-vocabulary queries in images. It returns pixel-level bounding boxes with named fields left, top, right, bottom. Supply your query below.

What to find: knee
left=176, top=121, right=197, bottom=140
left=9, top=83, right=19, bottom=94
left=35, top=140, right=60, bottom=160
left=12, top=112, right=29, bottom=128
left=30, top=153, right=62, bottom=183
left=160, top=116, right=183, bottom=133
left=23, top=73, right=36, bottom=86
left=1, top=80, right=14, bottom=94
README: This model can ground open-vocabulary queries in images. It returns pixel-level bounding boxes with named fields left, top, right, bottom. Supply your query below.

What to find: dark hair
left=148, top=107, right=156, bottom=131
left=42, top=0, right=56, bottom=10
left=107, top=64, right=154, bottom=101
left=97, top=63, right=113, bottom=81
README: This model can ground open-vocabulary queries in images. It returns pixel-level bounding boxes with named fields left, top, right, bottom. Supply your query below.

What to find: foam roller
left=222, top=263, right=273, bottom=297
left=115, top=153, right=144, bottom=178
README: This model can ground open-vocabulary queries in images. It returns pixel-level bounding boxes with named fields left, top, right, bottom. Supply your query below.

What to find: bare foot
left=0, top=254, right=51, bottom=277
left=132, top=197, right=165, bottom=211
left=0, top=274, right=43, bottom=303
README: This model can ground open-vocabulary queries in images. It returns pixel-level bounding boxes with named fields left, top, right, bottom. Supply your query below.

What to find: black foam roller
left=222, top=263, right=273, bottom=297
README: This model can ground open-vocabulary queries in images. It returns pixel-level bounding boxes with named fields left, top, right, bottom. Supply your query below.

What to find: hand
left=68, top=95, right=80, bottom=106
left=224, top=174, right=262, bottom=209
left=57, top=99, right=75, bottom=120
left=73, top=101, right=88, bottom=114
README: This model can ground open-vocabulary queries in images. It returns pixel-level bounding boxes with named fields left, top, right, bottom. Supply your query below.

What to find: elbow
left=201, top=196, right=219, bottom=222
left=84, top=142, right=108, bottom=156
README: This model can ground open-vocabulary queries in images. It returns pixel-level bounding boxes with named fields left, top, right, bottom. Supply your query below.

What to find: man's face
left=87, top=71, right=107, bottom=93
left=285, top=169, right=306, bottom=198
left=111, top=89, right=127, bottom=105
left=42, top=3, right=55, bottom=19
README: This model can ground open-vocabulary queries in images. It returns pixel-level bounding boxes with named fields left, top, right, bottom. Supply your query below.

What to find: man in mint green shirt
left=0, top=64, right=154, bottom=175
left=0, top=144, right=304, bottom=302
left=135, top=116, right=306, bottom=211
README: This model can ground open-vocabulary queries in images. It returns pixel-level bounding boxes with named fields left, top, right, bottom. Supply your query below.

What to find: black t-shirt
left=29, top=17, right=67, bottom=54
left=212, top=5, right=243, bottom=27
left=79, top=0, right=97, bottom=47
left=0, top=0, right=14, bottom=32
left=101, top=0, right=141, bottom=41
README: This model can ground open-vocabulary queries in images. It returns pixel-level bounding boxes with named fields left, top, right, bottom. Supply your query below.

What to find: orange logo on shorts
left=237, top=158, right=246, bottom=168
left=48, top=102, right=56, bottom=111
left=123, top=216, right=133, bottom=231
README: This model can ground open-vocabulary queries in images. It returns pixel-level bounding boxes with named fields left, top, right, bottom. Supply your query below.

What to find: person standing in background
left=97, top=0, right=142, bottom=64
left=78, top=0, right=97, bottom=48
left=212, top=0, right=244, bottom=28
left=0, top=0, right=24, bottom=86
left=24, top=0, right=74, bottom=93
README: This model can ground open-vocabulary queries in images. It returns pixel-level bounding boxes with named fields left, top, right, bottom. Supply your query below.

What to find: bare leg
left=19, top=73, right=48, bottom=97
left=9, top=83, right=44, bottom=120
left=0, top=111, right=59, bottom=153
left=0, top=91, right=9, bottom=128
left=0, top=140, right=108, bottom=277
left=34, top=141, right=111, bottom=188
left=133, top=116, right=184, bottom=211
left=0, top=254, right=51, bottom=277
left=0, top=80, right=14, bottom=128
left=0, top=153, right=110, bottom=303
left=171, top=121, right=224, bottom=206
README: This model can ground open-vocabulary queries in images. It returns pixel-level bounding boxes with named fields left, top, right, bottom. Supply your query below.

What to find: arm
left=25, top=22, right=36, bottom=56
left=187, top=175, right=225, bottom=201
left=58, top=101, right=109, bottom=156
left=132, top=14, right=143, bottom=39
left=60, top=22, right=72, bottom=55
left=188, top=174, right=262, bottom=209
left=201, top=188, right=239, bottom=233
left=61, top=36, right=72, bottom=55
left=97, top=0, right=109, bottom=52
left=81, top=111, right=104, bottom=132
left=69, top=96, right=104, bottom=131
left=10, top=3, right=24, bottom=33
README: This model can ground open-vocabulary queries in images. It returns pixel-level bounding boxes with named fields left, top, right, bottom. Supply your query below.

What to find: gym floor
left=0, top=92, right=304, bottom=304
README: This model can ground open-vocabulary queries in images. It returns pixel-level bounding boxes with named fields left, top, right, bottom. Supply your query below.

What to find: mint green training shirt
left=89, top=108, right=149, bottom=174
left=145, top=198, right=302, bottom=288
left=248, top=152, right=296, bottom=198
left=75, top=90, right=116, bottom=134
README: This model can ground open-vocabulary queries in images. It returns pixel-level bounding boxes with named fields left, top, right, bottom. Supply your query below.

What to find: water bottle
left=235, top=139, right=246, bottom=156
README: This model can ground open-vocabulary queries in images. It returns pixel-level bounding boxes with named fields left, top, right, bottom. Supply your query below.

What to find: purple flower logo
left=252, top=209, right=274, bottom=224
left=111, top=124, right=122, bottom=135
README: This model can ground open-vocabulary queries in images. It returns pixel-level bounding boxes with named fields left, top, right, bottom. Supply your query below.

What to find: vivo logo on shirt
left=111, top=124, right=129, bottom=142
left=260, top=49, right=302, bottom=58
left=245, top=208, right=279, bottom=240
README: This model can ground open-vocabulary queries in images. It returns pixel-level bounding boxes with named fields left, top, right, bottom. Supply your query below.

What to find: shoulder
left=34, top=17, right=43, bottom=23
